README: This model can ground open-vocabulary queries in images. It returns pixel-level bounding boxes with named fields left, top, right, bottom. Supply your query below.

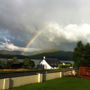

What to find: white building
left=40, top=56, right=59, bottom=69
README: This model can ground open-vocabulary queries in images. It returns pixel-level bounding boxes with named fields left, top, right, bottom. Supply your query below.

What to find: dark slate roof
left=45, top=58, right=60, bottom=67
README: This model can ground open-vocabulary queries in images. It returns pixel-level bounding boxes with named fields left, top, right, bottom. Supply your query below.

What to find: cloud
left=0, top=42, right=19, bottom=51
left=0, top=38, right=41, bottom=52
left=0, top=0, right=90, bottom=34
left=0, top=0, right=90, bottom=51
left=0, top=38, right=20, bottom=51
left=46, top=23, right=90, bottom=43
left=29, top=22, right=90, bottom=51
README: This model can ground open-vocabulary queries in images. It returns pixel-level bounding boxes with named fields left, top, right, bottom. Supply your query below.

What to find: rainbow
left=23, top=30, right=43, bottom=52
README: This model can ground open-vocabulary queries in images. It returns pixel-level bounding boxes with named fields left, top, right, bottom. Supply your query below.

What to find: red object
left=79, top=67, right=90, bottom=79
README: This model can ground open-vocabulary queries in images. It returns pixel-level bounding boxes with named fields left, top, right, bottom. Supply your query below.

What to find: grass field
left=10, top=77, right=90, bottom=90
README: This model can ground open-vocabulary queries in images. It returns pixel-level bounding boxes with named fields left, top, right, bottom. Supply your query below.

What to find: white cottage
left=40, top=56, right=59, bottom=69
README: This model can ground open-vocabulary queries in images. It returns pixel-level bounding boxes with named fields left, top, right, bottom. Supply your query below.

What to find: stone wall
left=0, top=70, right=76, bottom=90
left=46, top=72, right=62, bottom=80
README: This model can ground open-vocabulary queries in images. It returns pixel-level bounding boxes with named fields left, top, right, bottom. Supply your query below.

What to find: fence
left=79, top=67, right=90, bottom=79
left=0, top=69, right=76, bottom=90
left=0, top=69, right=33, bottom=72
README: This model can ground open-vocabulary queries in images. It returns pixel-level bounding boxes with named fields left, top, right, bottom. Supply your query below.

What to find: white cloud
left=45, top=22, right=90, bottom=43
left=0, top=0, right=90, bottom=51
left=0, top=38, right=41, bottom=52
left=0, top=42, right=19, bottom=51
left=28, top=22, right=90, bottom=51
left=1, top=22, right=90, bottom=51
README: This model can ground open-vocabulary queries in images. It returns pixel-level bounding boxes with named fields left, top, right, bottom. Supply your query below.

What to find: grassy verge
left=10, top=77, right=90, bottom=90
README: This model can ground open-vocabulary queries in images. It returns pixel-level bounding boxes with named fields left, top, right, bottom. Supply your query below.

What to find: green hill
left=28, top=49, right=73, bottom=60
left=0, top=49, right=73, bottom=61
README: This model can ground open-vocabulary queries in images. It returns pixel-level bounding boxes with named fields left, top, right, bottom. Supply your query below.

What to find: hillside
left=28, top=50, right=73, bottom=60
left=0, top=49, right=73, bottom=60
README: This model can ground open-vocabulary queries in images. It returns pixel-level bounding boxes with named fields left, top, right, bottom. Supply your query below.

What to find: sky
left=0, top=0, right=90, bottom=52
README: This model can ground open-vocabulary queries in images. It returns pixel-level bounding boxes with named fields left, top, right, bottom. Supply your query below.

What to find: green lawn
left=10, top=77, right=90, bottom=90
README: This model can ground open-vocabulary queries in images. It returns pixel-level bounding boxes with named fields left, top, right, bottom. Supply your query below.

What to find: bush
left=58, top=64, right=72, bottom=69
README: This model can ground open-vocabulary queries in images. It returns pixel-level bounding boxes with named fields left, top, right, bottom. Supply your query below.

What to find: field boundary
left=0, top=69, right=76, bottom=90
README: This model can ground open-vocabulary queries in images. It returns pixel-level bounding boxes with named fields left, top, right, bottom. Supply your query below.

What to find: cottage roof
left=45, top=58, right=60, bottom=67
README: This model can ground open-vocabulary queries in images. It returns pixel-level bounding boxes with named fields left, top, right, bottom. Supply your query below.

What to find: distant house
left=31, top=57, right=74, bottom=69
left=59, top=60, right=74, bottom=69
left=40, top=56, right=60, bottom=69
left=60, top=60, right=74, bottom=65
left=31, top=59, right=42, bottom=68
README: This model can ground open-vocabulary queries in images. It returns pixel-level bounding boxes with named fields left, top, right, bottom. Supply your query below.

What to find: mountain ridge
left=0, top=49, right=73, bottom=60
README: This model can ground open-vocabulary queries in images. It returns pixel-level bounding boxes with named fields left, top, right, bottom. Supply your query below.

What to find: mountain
left=23, top=49, right=59, bottom=55
left=0, top=49, right=73, bottom=61
left=28, top=49, right=73, bottom=60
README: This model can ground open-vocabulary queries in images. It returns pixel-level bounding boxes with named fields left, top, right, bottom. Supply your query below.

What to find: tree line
left=73, top=41, right=90, bottom=68
left=0, top=57, right=35, bottom=69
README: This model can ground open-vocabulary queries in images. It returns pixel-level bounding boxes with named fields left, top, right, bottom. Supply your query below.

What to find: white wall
left=0, top=70, right=76, bottom=90
left=40, top=60, right=53, bottom=69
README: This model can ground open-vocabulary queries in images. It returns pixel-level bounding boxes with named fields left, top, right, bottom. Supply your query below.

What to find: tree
left=73, top=41, right=85, bottom=68
left=73, top=41, right=90, bottom=68
left=10, top=57, right=19, bottom=69
left=82, top=43, right=90, bottom=66
left=0, top=59, right=8, bottom=68
left=12, top=57, right=18, bottom=64
left=23, top=58, right=35, bottom=69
